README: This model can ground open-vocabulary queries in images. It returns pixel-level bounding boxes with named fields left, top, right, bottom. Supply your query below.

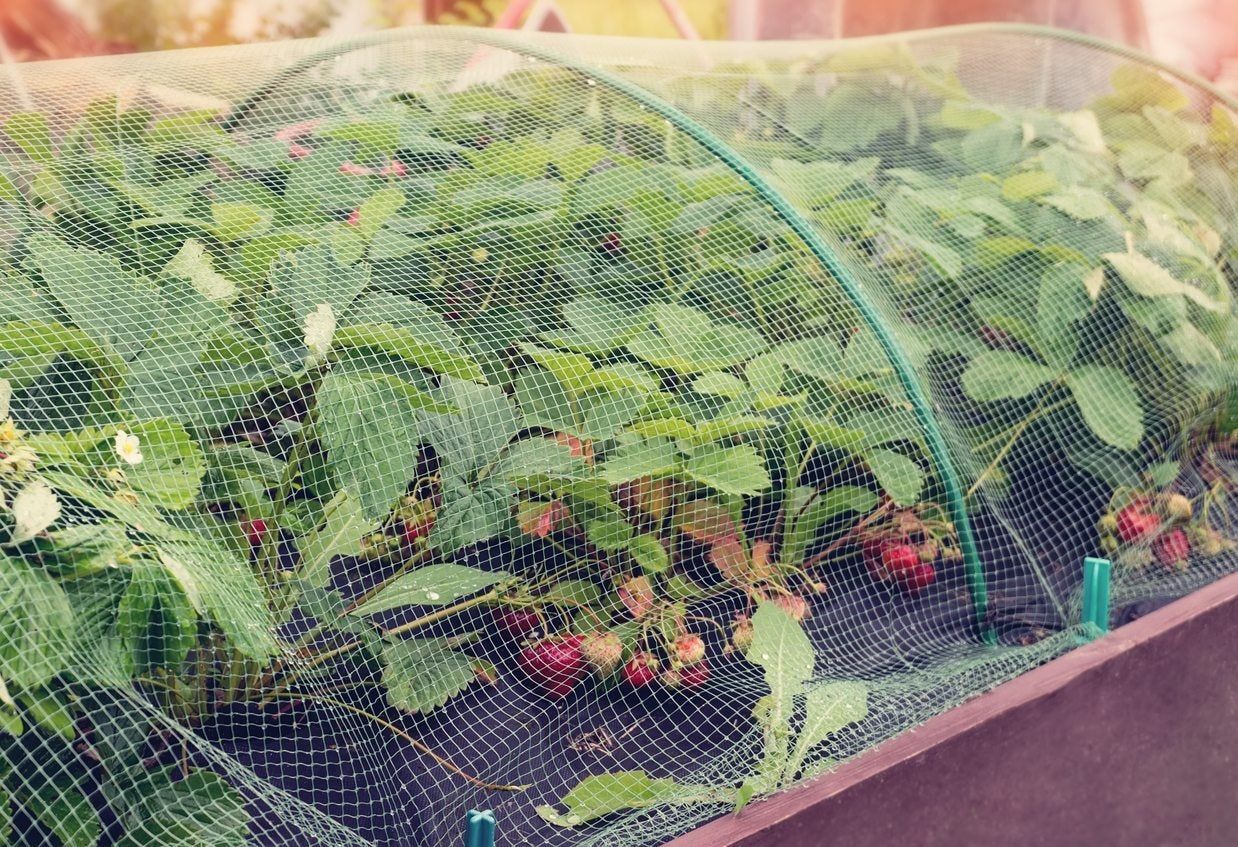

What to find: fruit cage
left=0, top=22, right=1233, bottom=847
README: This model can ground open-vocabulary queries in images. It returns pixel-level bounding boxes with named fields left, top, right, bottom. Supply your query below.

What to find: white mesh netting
left=0, top=23, right=1234, bottom=847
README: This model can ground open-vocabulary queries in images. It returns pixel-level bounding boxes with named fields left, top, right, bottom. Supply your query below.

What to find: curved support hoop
left=224, top=26, right=994, bottom=640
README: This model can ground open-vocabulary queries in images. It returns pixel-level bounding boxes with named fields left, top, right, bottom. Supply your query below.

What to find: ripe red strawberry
left=402, top=514, right=435, bottom=546
left=493, top=608, right=540, bottom=638
left=881, top=544, right=920, bottom=579
left=519, top=635, right=585, bottom=699
left=1116, top=505, right=1160, bottom=544
left=242, top=518, right=268, bottom=548
left=896, top=562, right=937, bottom=594
left=622, top=652, right=659, bottom=688
left=599, top=232, right=622, bottom=256
left=861, top=533, right=897, bottom=580
left=680, top=659, right=710, bottom=689
left=581, top=632, right=624, bottom=675
left=1152, top=529, right=1191, bottom=570
left=672, top=634, right=706, bottom=667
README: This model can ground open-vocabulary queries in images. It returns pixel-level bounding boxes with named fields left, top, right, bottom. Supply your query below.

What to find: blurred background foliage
left=0, top=0, right=1235, bottom=96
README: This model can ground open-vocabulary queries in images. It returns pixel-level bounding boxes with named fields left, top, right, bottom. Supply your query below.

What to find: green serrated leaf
left=382, top=638, right=478, bottom=714
left=586, top=512, right=634, bottom=552
left=1067, top=365, right=1144, bottom=451
left=627, top=533, right=669, bottom=573
left=121, top=418, right=205, bottom=509
left=116, top=769, right=249, bottom=847
left=350, top=564, right=507, bottom=617
left=962, top=350, right=1059, bottom=402
left=298, top=491, right=372, bottom=588
left=29, top=777, right=99, bottom=847
left=317, top=371, right=429, bottom=523
left=599, top=436, right=679, bottom=485
left=2, top=112, right=55, bottom=162
left=864, top=448, right=924, bottom=506
left=0, top=554, right=73, bottom=688
left=157, top=539, right=276, bottom=658
left=29, top=233, right=165, bottom=360
left=537, top=772, right=682, bottom=828
left=684, top=443, right=771, bottom=496
left=1103, top=250, right=1225, bottom=313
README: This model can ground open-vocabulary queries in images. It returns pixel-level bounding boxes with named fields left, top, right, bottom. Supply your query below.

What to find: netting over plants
left=0, top=23, right=1234, bottom=847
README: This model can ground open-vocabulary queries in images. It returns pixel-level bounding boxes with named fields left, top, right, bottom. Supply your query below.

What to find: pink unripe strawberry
left=274, top=118, right=321, bottom=141
left=287, top=143, right=312, bottom=160
left=493, top=608, right=540, bottom=638
left=622, top=652, right=659, bottom=688
left=1116, top=505, right=1160, bottom=544
left=346, top=208, right=361, bottom=227
left=581, top=632, right=624, bottom=675
left=771, top=594, right=810, bottom=622
left=672, top=634, right=705, bottom=667
left=519, top=635, right=585, bottom=699
left=339, top=161, right=373, bottom=176
left=1152, top=529, right=1191, bottom=570
left=380, top=159, right=408, bottom=177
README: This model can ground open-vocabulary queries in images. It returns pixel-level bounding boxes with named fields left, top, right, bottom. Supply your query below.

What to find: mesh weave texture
left=0, top=23, right=1234, bottom=847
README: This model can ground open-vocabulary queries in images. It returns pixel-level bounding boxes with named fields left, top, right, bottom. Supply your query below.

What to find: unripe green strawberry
left=1164, top=493, right=1193, bottom=523
left=731, top=615, right=754, bottom=653
left=1196, top=528, right=1226, bottom=558
left=581, top=632, right=624, bottom=675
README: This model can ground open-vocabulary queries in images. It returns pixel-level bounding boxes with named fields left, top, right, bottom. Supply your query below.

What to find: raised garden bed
left=670, top=569, right=1238, bottom=847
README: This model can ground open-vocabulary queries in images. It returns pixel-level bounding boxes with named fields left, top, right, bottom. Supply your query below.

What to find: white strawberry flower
left=115, top=429, right=144, bottom=466
left=11, top=479, right=60, bottom=543
left=304, top=303, right=336, bottom=362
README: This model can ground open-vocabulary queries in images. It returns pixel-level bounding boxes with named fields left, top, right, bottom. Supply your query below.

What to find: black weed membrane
left=0, top=24, right=1233, bottom=847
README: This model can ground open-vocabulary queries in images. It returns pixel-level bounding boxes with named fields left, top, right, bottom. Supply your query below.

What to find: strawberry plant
left=538, top=603, right=869, bottom=826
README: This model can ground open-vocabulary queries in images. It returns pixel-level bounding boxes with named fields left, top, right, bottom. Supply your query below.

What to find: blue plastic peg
left=465, top=809, right=496, bottom=847
left=1081, top=557, right=1112, bottom=640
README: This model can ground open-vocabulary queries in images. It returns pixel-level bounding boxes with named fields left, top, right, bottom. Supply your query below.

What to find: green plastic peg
left=1081, top=557, right=1112, bottom=640
left=465, top=809, right=496, bottom=847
